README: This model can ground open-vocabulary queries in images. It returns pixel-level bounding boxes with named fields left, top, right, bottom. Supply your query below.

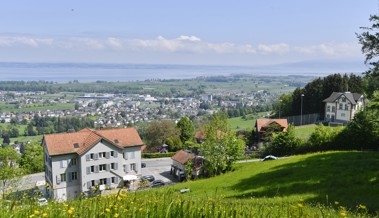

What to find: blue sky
left=0, top=1, right=378, bottom=67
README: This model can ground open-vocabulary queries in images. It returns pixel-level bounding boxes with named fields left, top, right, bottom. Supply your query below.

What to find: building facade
left=43, top=128, right=143, bottom=201
left=323, top=92, right=364, bottom=124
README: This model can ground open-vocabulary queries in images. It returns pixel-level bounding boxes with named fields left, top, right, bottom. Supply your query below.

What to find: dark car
left=142, top=175, right=155, bottom=182
left=151, top=179, right=165, bottom=188
left=141, top=162, right=146, bottom=168
left=263, top=155, right=278, bottom=161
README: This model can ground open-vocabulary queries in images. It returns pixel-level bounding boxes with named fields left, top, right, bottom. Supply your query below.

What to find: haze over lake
left=0, top=61, right=366, bottom=82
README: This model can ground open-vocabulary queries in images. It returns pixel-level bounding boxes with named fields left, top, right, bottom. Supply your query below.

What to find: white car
left=36, top=197, right=48, bottom=206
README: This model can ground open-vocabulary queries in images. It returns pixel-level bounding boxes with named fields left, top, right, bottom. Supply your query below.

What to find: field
left=295, top=124, right=319, bottom=140
left=1, top=151, right=377, bottom=217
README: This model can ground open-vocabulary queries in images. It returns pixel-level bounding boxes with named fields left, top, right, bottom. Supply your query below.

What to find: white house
left=323, top=92, right=364, bottom=124
left=43, top=127, right=144, bottom=201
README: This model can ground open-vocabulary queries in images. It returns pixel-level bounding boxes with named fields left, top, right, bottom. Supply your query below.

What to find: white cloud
left=0, top=36, right=53, bottom=47
left=294, top=43, right=360, bottom=56
left=257, top=43, right=290, bottom=55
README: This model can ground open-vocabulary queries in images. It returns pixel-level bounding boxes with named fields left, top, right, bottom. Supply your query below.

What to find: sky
left=0, top=1, right=378, bottom=68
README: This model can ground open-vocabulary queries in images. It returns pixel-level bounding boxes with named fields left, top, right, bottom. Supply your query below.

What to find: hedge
left=142, top=152, right=176, bottom=158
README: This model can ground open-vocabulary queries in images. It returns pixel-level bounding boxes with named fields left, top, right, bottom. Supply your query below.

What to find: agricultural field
left=1, top=151, right=377, bottom=217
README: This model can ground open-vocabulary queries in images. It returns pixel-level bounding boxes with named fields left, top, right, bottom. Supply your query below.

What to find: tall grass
left=0, top=190, right=370, bottom=218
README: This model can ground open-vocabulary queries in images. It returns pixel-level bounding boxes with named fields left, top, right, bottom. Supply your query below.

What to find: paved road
left=141, top=157, right=176, bottom=183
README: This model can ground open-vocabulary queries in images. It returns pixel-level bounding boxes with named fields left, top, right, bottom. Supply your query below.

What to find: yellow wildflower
left=68, top=209, right=73, bottom=214
left=334, top=201, right=339, bottom=205
left=340, top=211, right=347, bottom=217
left=114, top=214, right=120, bottom=218
left=34, top=210, right=40, bottom=215
left=42, top=213, right=47, bottom=217
left=105, top=208, right=111, bottom=213
left=297, top=203, right=304, bottom=208
left=359, top=204, right=367, bottom=210
left=70, top=207, right=75, bottom=211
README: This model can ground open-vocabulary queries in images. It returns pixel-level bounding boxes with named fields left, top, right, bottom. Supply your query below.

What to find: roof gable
left=255, top=119, right=288, bottom=132
left=44, top=127, right=143, bottom=156
left=171, top=150, right=194, bottom=165
left=323, top=92, right=363, bottom=104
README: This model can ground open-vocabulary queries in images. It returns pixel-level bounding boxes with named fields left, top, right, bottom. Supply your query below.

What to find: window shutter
left=87, top=167, right=90, bottom=175
left=130, top=151, right=135, bottom=159
left=106, top=178, right=111, bottom=185
left=56, top=175, right=61, bottom=185
left=115, top=177, right=119, bottom=184
left=86, top=154, right=90, bottom=161
left=123, top=164, right=126, bottom=173
left=107, top=164, right=110, bottom=171
left=114, top=152, right=118, bottom=158
left=68, top=159, right=72, bottom=167
left=95, top=165, right=99, bottom=173
left=115, top=163, right=118, bottom=170
left=87, top=181, right=91, bottom=188
left=95, top=180, right=100, bottom=185
left=60, top=160, right=64, bottom=168
left=94, top=153, right=99, bottom=160
left=106, top=152, right=110, bottom=159
left=124, top=152, right=128, bottom=160
left=68, top=173, right=72, bottom=182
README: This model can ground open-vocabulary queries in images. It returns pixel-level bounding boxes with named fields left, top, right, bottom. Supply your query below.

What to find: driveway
left=141, top=157, right=176, bottom=184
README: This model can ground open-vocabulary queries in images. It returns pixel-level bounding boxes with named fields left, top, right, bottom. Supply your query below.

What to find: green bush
left=142, top=152, right=176, bottom=158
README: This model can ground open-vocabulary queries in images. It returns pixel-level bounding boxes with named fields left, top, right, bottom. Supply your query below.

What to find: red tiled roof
left=44, top=128, right=143, bottom=156
left=171, top=150, right=194, bottom=165
left=255, top=119, right=288, bottom=132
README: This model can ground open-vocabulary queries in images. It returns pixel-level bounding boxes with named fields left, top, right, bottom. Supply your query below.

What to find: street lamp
left=279, top=99, right=282, bottom=119
left=300, top=94, right=304, bottom=126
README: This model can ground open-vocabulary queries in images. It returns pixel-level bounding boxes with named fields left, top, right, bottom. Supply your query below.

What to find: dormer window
left=114, top=139, right=119, bottom=144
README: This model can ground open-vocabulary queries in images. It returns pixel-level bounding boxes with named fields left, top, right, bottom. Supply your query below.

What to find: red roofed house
left=43, top=127, right=144, bottom=201
left=255, top=119, right=288, bottom=142
left=171, top=150, right=203, bottom=181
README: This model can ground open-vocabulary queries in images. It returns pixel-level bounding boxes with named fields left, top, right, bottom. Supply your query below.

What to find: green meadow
left=1, top=151, right=377, bottom=217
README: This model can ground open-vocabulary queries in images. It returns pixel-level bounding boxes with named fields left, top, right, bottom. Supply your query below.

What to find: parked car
left=151, top=179, right=165, bottom=188
left=141, top=162, right=146, bottom=168
left=142, top=175, right=155, bottom=182
left=263, top=155, right=278, bottom=161
left=36, top=197, right=48, bottom=206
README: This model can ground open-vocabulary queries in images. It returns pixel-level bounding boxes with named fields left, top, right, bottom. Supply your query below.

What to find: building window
left=111, top=163, right=115, bottom=170
left=130, top=151, right=135, bottom=159
left=99, top=164, right=107, bottom=172
left=90, top=153, right=94, bottom=159
left=345, top=104, right=349, bottom=110
left=111, top=177, right=116, bottom=184
left=341, top=113, right=345, bottom=117
left=91, top=180, right=95, bottom=187
left=110, top=151, right=114, bottom=157
left=341, top=97, right=346, bottom=102
left=339, top=103, right=343, bottom=110
left=327, top=114, right=330, bottom=119
left=99, top=152, right=106, bottom=159
left=90, top=165, right=95, bottom=173
left=332, top=106, right=336, bottom=112
left=72, top=172, right=78, bottom=180
left=71, top=158, right=77, bottom=166
left=327, top=106, right=330, bottom=112
left=60, top=173, right=66, bottom=182
left=130, top=163, right=136, bottom=172
left=100, top=178, right=107, bottom=185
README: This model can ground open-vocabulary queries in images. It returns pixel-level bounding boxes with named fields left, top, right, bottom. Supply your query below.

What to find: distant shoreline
left=0, top=62, right=364, bottom=82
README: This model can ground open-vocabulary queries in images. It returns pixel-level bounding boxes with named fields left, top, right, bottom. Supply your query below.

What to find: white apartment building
left=43, top=127, right=143, bottom=201
left=323, top=92, right=364, bottom=124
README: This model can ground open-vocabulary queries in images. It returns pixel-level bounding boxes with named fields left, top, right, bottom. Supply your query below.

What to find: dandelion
left=297, top=203, right=304, bottom=208
left=34, top=210, right=40, bottom=215
left=358, top=204, right=367, bottom=210
left=105, top=208, right=111, bottom=213
left=114, top=214, right=120, bottom=218
left=340, top=211, right=347, bottom=217
left=43, top=213, right=48, bottom=217
left=68, top=209, right=73, bottom=214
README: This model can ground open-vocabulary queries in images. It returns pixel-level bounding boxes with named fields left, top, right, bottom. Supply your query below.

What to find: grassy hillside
left=1, top=151, right=377, bottom=217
